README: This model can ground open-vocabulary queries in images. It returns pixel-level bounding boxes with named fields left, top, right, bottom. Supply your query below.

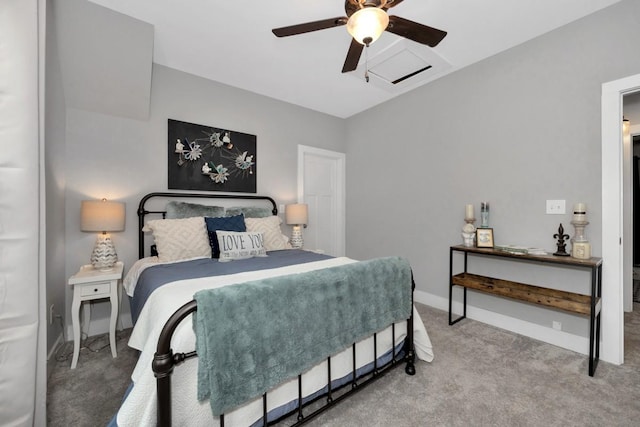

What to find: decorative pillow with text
left=216, top=231, right=268, bottom=262
left=205, top=214, right=246, bottom=258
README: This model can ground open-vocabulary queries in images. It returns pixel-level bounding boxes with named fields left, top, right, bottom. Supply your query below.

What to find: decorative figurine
left=553, top=223, right=570, bottom=256
left=462, top=204, right=476, bottom=247
left=462, top=220, right=476, bottom=247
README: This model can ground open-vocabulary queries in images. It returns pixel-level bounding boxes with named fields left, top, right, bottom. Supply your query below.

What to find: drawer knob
left=94, top=288, right=98, bottom=292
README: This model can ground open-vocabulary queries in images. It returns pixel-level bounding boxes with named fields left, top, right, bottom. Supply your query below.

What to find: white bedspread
left=117, top=257, right=434, bottom=426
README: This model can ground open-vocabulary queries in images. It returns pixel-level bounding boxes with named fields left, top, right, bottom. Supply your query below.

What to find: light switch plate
left=546, top=200, right=566, bottom=214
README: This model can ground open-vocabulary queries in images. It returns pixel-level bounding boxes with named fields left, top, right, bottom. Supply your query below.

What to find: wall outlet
left=546, top=200, right=566, bottom=214
left=49, top=304, right=55, bottom=325
left=552, top=321, right=562, bottom=331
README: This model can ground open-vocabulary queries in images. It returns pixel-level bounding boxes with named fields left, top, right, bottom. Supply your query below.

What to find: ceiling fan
left=272, top=0, right=447, bottom=74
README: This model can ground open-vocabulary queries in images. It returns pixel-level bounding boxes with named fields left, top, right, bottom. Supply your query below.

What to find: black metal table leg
left=588, top=264, right=602, bottom=376
left=449, top=248, right=467, bottom=325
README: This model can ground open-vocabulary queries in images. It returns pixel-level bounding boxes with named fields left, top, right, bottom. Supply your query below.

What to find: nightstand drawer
left=80, top=282, right=111, bottom=297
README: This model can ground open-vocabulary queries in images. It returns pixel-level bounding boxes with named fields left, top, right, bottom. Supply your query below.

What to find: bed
left=113, top=192, right=434, bottom=426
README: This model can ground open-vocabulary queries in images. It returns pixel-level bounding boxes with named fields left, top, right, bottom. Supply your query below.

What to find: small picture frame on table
left=476, top=228, right=494, bottom=248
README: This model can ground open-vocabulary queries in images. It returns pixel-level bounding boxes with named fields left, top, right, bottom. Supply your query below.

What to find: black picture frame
left=167, top=119, right=257, bottom=193
left=476, top=228, right=494, bottom=248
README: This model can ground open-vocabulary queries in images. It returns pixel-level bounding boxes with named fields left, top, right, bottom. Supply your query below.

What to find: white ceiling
left=87, top=0, right=623, bottom=119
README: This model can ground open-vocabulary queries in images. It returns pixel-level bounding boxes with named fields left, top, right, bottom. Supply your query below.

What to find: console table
left=448, top=245, right=602, bottom=376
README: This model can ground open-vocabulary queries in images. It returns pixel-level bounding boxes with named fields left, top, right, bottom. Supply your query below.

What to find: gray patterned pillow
left=225, top=206, right=273, bottom=218
left=166, top=201, right=225, bottom=219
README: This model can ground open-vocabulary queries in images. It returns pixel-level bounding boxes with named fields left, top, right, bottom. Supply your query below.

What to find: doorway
left=626, top=92, right=640, bottom=311
left=633, top=134, right=640, bottom=307
left=602, top=73, right=640, bottom=366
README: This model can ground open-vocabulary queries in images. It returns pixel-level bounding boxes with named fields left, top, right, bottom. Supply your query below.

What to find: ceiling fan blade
left=384, top=0, right=405, bottom=9
left=386, top=15, right=447, bottom=47
left=272, top=17, right=347, bottom=37
left=345, top=0, right=359, bottom=17
left=342, top=38, right=364, bottom=73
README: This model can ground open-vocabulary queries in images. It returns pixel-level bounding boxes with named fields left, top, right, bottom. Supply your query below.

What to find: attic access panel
left=349, top=39, right=451, bottom=92
left=369, top=49, right=432, bottom=84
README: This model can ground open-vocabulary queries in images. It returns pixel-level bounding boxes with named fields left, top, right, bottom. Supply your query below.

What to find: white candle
left=572, top=241, right=591, bottom=259
left=465, top=204, right=474, bottom=220
left=573, top=203, right=586, bottom=222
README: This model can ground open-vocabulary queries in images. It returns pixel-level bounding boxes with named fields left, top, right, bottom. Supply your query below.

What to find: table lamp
left=285, top=203, right=308, bottom=249
left=81, top=199, right=125, bottom=270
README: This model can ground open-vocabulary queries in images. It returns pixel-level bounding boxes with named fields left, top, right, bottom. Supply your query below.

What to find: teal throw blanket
left=192, top=256, right=412, bottom=416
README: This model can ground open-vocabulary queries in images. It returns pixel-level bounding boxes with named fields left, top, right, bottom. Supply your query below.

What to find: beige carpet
left=47, top=303, right=640, bottom=426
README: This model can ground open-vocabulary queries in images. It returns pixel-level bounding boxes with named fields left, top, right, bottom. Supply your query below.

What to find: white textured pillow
left=216, top=231, right=267, bottom=262
left=244, top=216, right=289, bottom=251
left=145, top=217, right=211, bottom=262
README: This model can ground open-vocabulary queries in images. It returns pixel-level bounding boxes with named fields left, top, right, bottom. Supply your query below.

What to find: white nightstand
left=68, top=261, right=123, bottom=369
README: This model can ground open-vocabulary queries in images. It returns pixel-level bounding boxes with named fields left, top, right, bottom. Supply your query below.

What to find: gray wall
left=60, top=64, right=346, bottom=333
left=345, top=0, right=640, bottom=335
left=45, top=0, right=67, bottom=356
left=55, top=0, right=153, bottom=120
left=45, top=1, right=347, bottom=344
left=47, top=0, right=640, bottom=348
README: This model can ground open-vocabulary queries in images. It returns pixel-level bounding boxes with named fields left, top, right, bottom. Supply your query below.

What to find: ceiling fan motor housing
left=347, top=0, right=391, bottom=16
left=362, top=0, right=387, bottom=7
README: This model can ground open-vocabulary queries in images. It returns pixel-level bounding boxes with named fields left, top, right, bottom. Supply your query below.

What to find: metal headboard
left=137, top=192, right=278, bottom=259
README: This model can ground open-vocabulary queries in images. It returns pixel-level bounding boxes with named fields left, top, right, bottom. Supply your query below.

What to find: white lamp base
left=290, top=225, right=304, bottom=249
left=91, top=233, right=118, bottom=271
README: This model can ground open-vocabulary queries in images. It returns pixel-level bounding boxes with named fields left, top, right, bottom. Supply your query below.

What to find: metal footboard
left=152, top=278, right=417, bottom=427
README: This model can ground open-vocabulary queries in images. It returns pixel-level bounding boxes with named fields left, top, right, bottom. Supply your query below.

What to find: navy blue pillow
left=205, top=214, right=246, bottom=258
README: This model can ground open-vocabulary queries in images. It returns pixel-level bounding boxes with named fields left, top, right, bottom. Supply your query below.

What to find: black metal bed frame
left=137, top=192, right=417, bottom=426
left=138, top=192, right=278, bottom=259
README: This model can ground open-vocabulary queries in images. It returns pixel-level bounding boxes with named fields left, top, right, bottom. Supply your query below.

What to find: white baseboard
left=414, top=290, right=590, bottom=356
left=47, top=332, right=65, bottom=379
left=47, top=332, right=63, bottom=362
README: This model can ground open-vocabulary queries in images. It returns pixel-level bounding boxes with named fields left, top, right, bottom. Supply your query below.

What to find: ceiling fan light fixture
left=347, top=7, right=389, bottom=46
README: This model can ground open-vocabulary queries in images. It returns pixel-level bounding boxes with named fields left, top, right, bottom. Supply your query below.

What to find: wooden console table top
left=450, top=245, right=602, bottom=268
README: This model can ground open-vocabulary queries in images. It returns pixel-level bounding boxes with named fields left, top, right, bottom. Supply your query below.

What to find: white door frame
left=629, top=125, right=640, bottom=312
left=601, top=72, right=640, bottom=365
left=297, top=145, right=346, bottom=256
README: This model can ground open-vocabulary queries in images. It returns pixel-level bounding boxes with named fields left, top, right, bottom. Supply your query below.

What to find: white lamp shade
left=346, top=7, right=389, bottom=45
left=285, top=203, right=308, bottom=225
left=81, top=199, right=125, bottom=232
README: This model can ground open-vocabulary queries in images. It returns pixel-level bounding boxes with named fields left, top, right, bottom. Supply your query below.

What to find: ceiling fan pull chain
left=364, top=44, right=370, bottom=83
